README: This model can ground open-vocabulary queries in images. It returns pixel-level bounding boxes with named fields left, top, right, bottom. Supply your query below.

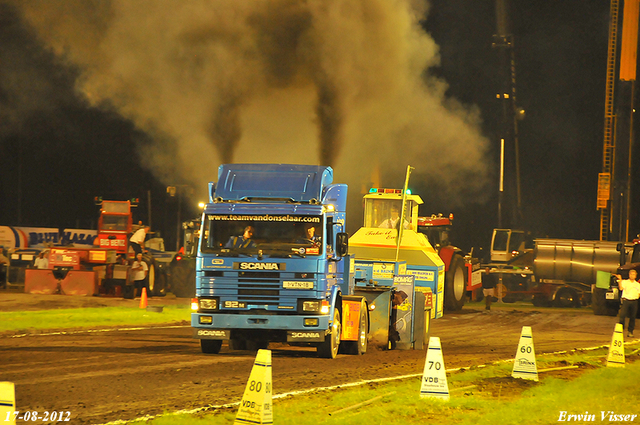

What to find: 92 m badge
left=224, top=301, right=246, bottom=308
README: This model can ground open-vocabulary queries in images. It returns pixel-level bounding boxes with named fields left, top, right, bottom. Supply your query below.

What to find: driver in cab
left=225, top=226, right=257, bottom=249
left=302, top=224, right=321, bottom=245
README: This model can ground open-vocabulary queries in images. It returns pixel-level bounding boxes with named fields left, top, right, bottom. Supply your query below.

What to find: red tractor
left=417, top=213, right=482, bottom=310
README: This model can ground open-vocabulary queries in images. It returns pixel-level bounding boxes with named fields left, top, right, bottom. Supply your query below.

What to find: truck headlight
left=200, top=298, right=219, bottom=310
left=302, top=300, right=321, bottom=312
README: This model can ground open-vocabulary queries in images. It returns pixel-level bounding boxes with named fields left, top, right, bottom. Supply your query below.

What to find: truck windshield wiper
left=263, top=248, right=306, bottom=258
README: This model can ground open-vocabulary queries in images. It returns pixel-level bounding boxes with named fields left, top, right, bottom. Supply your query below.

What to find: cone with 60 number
left=234, top=349, right=273, bottom=425
left=512, top=326, right=538, bottom=381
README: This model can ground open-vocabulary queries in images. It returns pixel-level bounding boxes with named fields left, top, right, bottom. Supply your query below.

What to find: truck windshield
left=364, top=199, right=415, bottom=229
left=200, top=214, right=323, bottom=257
left=101, top=215, right=128, bottom=231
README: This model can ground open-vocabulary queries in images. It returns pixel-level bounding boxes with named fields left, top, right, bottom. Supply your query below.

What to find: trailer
left=483, top=228, right=637, bottom=314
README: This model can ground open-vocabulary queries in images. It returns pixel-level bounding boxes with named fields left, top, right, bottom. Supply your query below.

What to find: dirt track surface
left=0, top=295, right=625, bottom=424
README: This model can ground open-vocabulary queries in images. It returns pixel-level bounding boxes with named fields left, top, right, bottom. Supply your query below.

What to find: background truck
left=94, top=198, right=169, bottom=298
left=191, top=164, right=431, bottom=358
left=483, top=228, right=639, bottom=315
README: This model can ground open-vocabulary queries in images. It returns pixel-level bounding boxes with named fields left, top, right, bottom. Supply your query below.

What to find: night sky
left=0, top=1, right=633, bottom=253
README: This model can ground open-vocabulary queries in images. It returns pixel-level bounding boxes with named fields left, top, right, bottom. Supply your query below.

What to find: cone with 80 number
left=512, top=326, right=538, bottom=381
left=234, top=349, right=273, bottom=425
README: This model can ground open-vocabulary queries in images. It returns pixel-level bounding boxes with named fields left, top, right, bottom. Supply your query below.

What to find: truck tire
left=532, top=293, right=550, bottom=307
left=592, top=287, right=619, bottom=316
left=344, top=301, right=368, bottom=355
left=554, top=287, right=580, bottom=308
left=171, top=265, right=196, bottom=298
left=317, top=309, right=341, bottom=359
left=229, top=338, right=247, bottom=351
left=444, top=255, right=466, bottom=311
left=201, top=339, right=222, bottom=354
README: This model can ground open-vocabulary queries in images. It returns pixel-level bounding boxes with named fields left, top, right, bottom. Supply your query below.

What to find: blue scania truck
left=191, top=163, right=435, bottom=358
left=191, top=164, right=372, bottom=358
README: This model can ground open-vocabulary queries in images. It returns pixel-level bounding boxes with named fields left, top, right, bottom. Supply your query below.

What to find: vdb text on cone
left=235, top=349, right=273, bottom=425
left=607, top=323, right=625, bottom=367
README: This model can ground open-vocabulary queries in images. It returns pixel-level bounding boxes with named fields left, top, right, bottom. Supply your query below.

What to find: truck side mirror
left=336, top=232, right=348, bottom=257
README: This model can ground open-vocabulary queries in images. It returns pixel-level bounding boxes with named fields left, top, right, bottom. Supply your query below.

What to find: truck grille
left=238, top=271, right=280, bottom=279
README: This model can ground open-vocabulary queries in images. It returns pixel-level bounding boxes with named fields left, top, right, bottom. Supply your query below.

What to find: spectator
left=130, top=225, right=150, bottom=256
left=615, top=269, right=640, bottom=338
left=131, top=252, right=149, bottom=298
left=482, top=267, right=496, bottom=311
left=34, top=251, right=49, bottom=269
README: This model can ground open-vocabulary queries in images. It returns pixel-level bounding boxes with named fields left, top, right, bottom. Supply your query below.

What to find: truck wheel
left=444, top=255, right=466, bottom=311
left=554, top=287, right=580, bottom=308
left=317, top=309, right=341, bottom=359
left=532, top=294, right=549, bottom=307
left=592, top=287, right=619, bottom=316
left=345, top=301, right=368, bottom=355
left=229, top=338, right=247, bottom=351
left=171, top=265, right=196, bottom=298
left=201, top=339, right=222, bottom=354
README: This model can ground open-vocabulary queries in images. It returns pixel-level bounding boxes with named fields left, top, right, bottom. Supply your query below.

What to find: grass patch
left=144, top=346, right=640, bottom=425
left=0, top=304, right=191, bottom=333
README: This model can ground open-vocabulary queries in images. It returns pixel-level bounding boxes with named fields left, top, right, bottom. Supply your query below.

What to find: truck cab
left=95, top=200, right=134, bottom=254
left=191, top=164, right=354, bottom=358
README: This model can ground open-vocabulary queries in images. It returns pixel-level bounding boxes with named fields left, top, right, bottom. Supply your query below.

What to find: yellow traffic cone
left=235, top=349, right=273, bottom=424
left=0, top=382, right=15, bottom=425
left=607, top=323, right=625, bottom=367
left=139, top=287, right=148, bottom=309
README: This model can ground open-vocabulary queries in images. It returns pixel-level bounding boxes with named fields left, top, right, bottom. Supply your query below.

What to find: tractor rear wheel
left=171, top=264, right=196, bottom=298
left=444, top=254, right=466, bottom=311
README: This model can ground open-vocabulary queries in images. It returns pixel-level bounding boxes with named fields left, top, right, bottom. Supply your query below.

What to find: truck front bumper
left=192, top=312, right=330, bottom=342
